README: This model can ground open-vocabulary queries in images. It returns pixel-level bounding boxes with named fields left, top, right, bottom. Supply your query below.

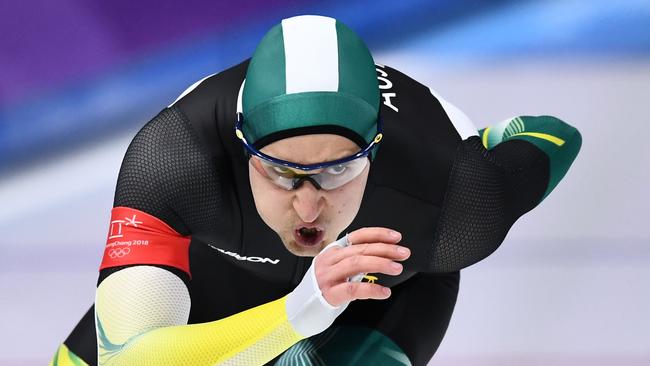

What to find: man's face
left=248, top=133, right=370, bottom=257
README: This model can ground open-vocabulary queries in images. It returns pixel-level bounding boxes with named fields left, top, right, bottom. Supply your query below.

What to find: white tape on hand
left=286, top=233, right=358, bottom=337
left=320, top=233, right=366, bottom=282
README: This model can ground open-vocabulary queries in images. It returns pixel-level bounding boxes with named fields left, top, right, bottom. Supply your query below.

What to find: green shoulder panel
left=275, top=325, right=411, bottom=366
left=480, top=115, right=582, bottom=200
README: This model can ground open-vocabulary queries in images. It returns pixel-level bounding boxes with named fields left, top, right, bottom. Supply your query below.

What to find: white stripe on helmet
left=281, top=15, right=339, bottom=94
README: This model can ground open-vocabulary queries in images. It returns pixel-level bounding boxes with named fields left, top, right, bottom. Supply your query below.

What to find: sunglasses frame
left=234, top=112, right=384, bottom=171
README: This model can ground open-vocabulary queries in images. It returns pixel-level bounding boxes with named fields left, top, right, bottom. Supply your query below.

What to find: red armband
left=99, top=207, right=191, bottom=277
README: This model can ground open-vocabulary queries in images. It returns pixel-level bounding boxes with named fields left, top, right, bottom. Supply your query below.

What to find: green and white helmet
left=238, top=15, right=381, bottom=161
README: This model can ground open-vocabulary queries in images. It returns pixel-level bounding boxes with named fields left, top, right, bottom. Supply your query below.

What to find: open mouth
left=294, top=226, right=325, bottom=247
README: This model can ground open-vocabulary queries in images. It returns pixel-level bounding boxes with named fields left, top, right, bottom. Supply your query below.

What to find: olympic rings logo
left=108, top=247, right=131, bottom=258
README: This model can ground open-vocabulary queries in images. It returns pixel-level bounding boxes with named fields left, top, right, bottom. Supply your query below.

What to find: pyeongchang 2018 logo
left=105, top=214, right=149, bottom=259
left=108, top=214, right=142, bottom=239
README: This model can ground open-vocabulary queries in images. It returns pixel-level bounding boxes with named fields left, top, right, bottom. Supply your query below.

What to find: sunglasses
left=235, top=113, right=383, bottom=190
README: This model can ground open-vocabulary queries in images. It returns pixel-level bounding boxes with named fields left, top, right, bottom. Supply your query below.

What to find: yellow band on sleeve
left=510, top=132, right=565, bottom=146
left=50, top=343, right=89, bottom=366
left=481, top=126, right=492, bottom=148
left=99, top=295, right=304, bottom=366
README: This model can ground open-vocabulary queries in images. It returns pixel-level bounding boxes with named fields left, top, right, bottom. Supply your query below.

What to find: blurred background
left=1, top=0, right=648, bottom=365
